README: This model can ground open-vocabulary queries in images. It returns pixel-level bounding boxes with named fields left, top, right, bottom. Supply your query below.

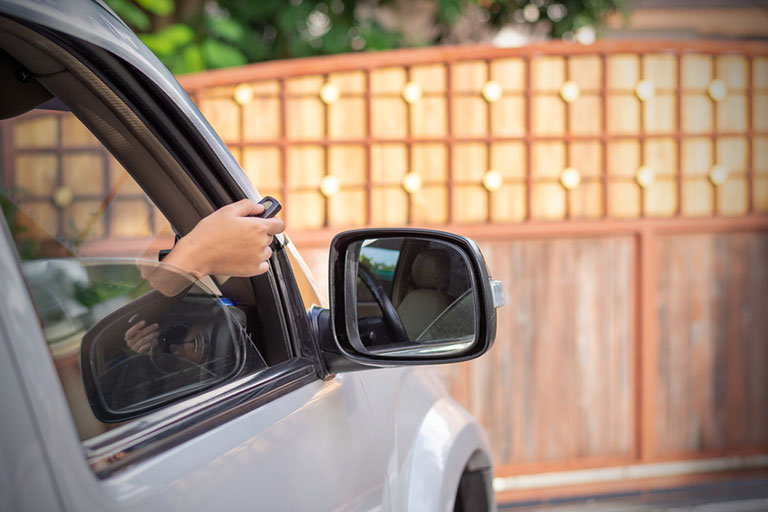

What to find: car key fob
left=252, top=196, right=284, bottom=252
left=254, top=196, right=281, bottom=218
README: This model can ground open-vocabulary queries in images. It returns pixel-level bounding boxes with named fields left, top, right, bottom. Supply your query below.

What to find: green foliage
left=105, top=0, right=627, bottom=74
left=1, top=187, right=41, bottom=259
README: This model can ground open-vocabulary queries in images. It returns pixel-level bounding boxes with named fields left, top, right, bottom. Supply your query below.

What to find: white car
left=0, top=0, right=502, bottom=510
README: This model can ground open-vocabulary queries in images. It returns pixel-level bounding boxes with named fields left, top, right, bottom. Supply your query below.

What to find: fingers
left=261, top=217, right=285, bottom=235
left=132, top=331, right=159, bottom=353
left=126, top=321, right=159, bottom=353
left=125, top=320, right=146, bottom=338
left=226, top=198, right=264, bottom=217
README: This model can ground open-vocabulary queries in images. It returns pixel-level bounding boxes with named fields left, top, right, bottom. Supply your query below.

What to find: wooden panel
left=110, top=200, right=150, bottom=238
left=14, top=155, right=57, bottom=195
left=490, top=142, right=526, bottom=180
left=328, top=145, right=365, bottom=184
left=645, top=179, right=677, bottom=217
left=454, top=143, right=486, bottom=182
left=717, top=55, right=748, bottom=90
left=755, top=95, right=768, bottom=132
left=607, top=95, right=640, bottom=134
left=608, top=141, right=641, bottom=177
left=718, top=178, right=748, bottom=216
left=329, top=98, right=366, bottom=139
left=532, top=96, right=565, bottom=136
left=451, top=96, right=486, bottom=137
left=490, top=97, right=526, bottom=136
left=64, top=200, right=106, bottom=239
left=286, top=98, right=324, bottom=139
left=12, top=116, right=58, bottom=147
left=243, top=147, right=281, bottom=188
left=568, top=56, right=602, bottom=91
left=644, top=54, right=677, bottom=90
left=656, top=233, right=768, bottom=455
left=644, top=95, right=676, bottom=134
left=645, top=138, right=678, bottom=177
left=371, top=144, right=407, bottom=183
left=453, top=185, right=486, bottom=223
left=754, top=57, right=768, bottom=89
left=755, top=137, right=768, bottom=174
left=371, top=188, right=408, bottom=225
left=328, top=189, right=365, bottom=227
left=491, top=184, right=526, bottom=222
left=570, top=182, right=603, bottom=218
left=569, top=96, right=602, bottom=135
left=327, top=71, right=365, bottom=93
left=490, top=58, right=525, bottom=91
left=243, top=98, right=281, bottom=141
left=370, top=67, right=406, bottom=93
left=462, top=237, right=634, bottom=466
left=682, top=94, right=713, bottom=134
left=570, top=141, right=602, bottom=177
left=62, top=153, right=103, bottom=195
left=411, top=186, right=447, bottom=224
left=681, top=55, right=713, bottom=90
left=610, top=182, right=641, bottom=218
left=532, top=56, right=564, bottom=91
left=412, top=97, right=447, bottom=137
left=61, top=115, right=99, bottom=147
left=532, top=141, right=565, bottom=178
left=717, top=95, right=747, bottom=132
left=607, top=55, right=640, bottom=90
left=682, top=138, right=712, bottom=176
left=411, top=143, right=447, bottom=182
left=531, top=183, right=565, bottom=220
left=287, top=146, right=324, bottom=187
left=718, top=137, right=748, bottom=174
left=199, top=99, right=239, bottom=142
left=683, top=180, right=714, bottom=216
left=411, top=64, right=446, bottom=93
left=371, top=98, right=407, bottom=138
left=452, top=61, right=486, bottom=92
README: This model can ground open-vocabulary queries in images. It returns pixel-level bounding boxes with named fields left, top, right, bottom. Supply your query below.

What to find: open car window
left=1, top=106, right=270, bottom=440
left=26, top=257, right=265, bottom=427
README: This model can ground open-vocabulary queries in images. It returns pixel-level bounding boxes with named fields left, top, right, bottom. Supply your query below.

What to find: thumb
left=226, top=199, right=264, bottom=217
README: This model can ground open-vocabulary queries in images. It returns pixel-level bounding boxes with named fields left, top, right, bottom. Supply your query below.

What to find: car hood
left=0, top=0, right=254, bottom=196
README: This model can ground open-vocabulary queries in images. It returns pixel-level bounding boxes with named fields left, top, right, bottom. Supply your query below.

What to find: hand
left=125, top=320, right=159, bottom=354
left=163, top=199, right=285, bottom=278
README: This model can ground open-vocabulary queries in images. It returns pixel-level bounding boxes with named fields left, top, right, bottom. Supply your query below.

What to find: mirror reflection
left=23, top=258, right=267, bottom=422
left=351, top=237, right=476, bottom=357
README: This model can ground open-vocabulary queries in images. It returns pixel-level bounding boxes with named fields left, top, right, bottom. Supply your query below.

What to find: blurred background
left=2, top=0, right=768, bottom=508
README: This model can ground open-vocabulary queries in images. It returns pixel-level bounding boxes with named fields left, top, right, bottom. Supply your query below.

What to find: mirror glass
left=20, top=258, right=263, bottom=421
left=349, top=237, right=476, bottom=358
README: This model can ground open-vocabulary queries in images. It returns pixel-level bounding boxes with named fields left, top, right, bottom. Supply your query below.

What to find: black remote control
left=254, top=196, right=281, bottom=218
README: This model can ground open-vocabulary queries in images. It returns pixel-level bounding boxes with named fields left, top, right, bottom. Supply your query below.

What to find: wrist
left=163, top=236, right=208, bottom=280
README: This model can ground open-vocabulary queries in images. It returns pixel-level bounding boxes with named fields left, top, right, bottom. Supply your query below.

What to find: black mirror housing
left=318, top=228, right=499, bottom=374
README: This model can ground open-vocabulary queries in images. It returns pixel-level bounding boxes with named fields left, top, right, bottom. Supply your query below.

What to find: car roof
left=0, top=0, right=254, bottom=196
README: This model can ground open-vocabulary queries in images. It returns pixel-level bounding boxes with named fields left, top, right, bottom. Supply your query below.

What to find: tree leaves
left=105, top=0, right=627, bottom=74
left=201, top=38, right=247, bottom=68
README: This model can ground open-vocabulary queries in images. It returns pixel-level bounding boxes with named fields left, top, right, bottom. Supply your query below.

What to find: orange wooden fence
left=3, top=40, right=768, bottom=491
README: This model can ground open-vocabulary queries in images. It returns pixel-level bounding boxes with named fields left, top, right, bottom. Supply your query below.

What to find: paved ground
left=499, top=477, right=768, bottom=512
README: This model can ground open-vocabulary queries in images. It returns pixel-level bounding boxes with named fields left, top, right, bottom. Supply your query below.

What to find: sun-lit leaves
left=105, top=0, right=627, bottom=74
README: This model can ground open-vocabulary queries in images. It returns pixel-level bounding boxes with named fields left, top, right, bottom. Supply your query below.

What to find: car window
left=0, top=109, right=265, bottom=440
left=357, top=238, right=404, bottom=303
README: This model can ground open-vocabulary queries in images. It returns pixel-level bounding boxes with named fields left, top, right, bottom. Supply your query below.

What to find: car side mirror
left=315, top=228, right=503, bottom=374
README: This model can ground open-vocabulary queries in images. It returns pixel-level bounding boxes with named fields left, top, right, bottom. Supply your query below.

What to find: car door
left=0, top=4, right=392, bottom=510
